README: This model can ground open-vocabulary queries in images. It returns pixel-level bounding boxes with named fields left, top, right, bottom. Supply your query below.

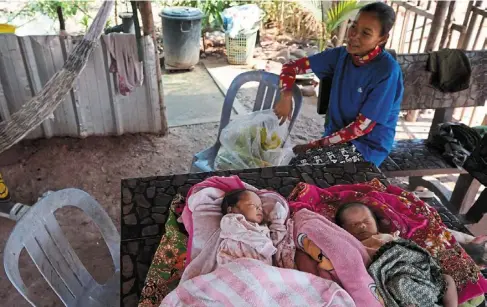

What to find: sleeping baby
left=216, top=189, right=277, bottom=265
left=335, top=202, right=458, bottom=307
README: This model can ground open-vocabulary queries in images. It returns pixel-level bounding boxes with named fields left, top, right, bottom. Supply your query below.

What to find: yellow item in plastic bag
left=0, top=24, right=16, bottom=34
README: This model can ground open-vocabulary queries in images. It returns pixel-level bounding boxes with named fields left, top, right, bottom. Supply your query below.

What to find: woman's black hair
left=335, top=202, right=379, bottom=228
left=221, top=189, right=249, bottom=215
left=358, top=2, right=396, bottom=36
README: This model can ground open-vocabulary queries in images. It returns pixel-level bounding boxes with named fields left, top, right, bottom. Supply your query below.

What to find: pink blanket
left=288, top=178, right=487, bottom=304
left=293, top=209, right=383, bottom=307
left=180, top=176, right=294, bottom=282
left=161, top=258, right=356, bottom=307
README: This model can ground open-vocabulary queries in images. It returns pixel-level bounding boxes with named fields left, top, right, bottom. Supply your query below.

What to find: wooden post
left=137, top=1, right=168, bottom=135
left=460, top=0, right=484, bottom=49
left=406, top=1, right=449, bottom=122
left=440, top=1, right=457, bottom=49
left=424, top=0, right=450, bottom=52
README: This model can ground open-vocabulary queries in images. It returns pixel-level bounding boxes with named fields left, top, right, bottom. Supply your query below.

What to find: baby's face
left=232, top=191, right=264, bottom=224
left=340, top=205, right=378, bottom=241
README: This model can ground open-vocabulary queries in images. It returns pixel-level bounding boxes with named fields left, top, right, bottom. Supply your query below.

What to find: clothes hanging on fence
left=102, top=33, right=143, bottom=96
left=427, top=49, right=471, bottom=93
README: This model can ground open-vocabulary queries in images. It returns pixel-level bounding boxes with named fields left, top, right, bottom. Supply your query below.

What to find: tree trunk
left=137, top=1, right=168, bottom=135
left=56, top=5, right=65, bottom=31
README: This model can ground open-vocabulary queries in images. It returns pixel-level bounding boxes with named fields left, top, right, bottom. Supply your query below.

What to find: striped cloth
left=160, top=258, right=356, bottom=307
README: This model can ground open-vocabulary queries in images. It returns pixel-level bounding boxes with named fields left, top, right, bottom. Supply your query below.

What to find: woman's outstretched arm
left=279, top=57, right=312, bottom=91
left=294, top=114, right=376, bottom=153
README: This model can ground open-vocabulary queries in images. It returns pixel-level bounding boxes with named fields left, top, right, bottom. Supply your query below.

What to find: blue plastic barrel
left=159, top=7, right=204, bottom=70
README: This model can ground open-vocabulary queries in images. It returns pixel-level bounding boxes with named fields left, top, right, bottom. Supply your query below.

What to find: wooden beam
left=440, top=1, right=457, bottom=49
left=138, top=1, right=154, bottom=36
left=461, top=0, right=484, bottom=49
left=395, top=1, right=434, bottom=20
left=135, top=1, right=168, bottom=135
left=424, top=0, right=450, bottom=52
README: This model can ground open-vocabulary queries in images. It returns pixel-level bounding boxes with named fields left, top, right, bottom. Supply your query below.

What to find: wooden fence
left=0, top=34, right=164, bottom=140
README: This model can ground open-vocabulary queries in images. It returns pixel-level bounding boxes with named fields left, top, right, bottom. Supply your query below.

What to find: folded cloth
left=180, top=176, right=292, bottom=282
left=293, top=209, right=384, bottom=307
left=102, top=33, right=143, bottom=96
left=217, top=213, right=276, bottom=265
left=288, top=178, right=487, bottom=304
left=161, top=258, right=356, bottom=307
left=427, top=48, right=471, bottom=93
left=368, top=239, right=446, bottom=307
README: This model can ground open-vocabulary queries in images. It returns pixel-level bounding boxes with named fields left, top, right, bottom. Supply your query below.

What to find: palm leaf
left=326, top=0, right=366, bottom=33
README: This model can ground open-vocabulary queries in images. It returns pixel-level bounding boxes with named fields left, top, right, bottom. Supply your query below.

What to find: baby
left=216, top=189, right=277, bottom=265
left=335, top=202, right=458, bottom=307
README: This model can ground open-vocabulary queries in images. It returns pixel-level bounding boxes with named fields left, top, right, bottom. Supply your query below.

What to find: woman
left=274, top=2, right=403, bottom=167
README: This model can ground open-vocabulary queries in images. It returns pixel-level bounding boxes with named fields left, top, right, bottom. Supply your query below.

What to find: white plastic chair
left=191, top=70, right=303, bottom=172
left=3, top=188, right=120, bottom=307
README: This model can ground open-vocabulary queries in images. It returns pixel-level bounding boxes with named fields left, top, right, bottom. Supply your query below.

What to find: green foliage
left=25, top=1, right=90, bottom=21
left=80, top=14, right=91, bottom=32
left=159, top=0, right=240, bottom=30
left=325, top=0, right=365, bottom=33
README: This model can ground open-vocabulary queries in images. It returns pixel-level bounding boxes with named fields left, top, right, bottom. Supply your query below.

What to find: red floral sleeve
left=279, top=57, right=313, bottom=91
left=306, top=114, right=376, bottom=149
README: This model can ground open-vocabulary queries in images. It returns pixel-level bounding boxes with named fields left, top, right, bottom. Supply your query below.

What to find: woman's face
left=346, top=11, right=389, bottom=56
left=230, top=191, right=264, bottom=224
left=340, top=205, right=378, bottom=241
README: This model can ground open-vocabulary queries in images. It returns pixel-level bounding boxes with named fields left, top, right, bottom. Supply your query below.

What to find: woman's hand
left=274, top=91, right=293, bottom=125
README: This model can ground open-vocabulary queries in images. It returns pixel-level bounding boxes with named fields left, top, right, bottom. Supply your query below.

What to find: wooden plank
left=5, top=36, right=44, bottom=139
left=0, top=36, right=11, bottom=122
left=473, top=16, right=485, bottom=49
left=142, top=36, right=162, bottom=133
left=49, top=36, right=79, bottom=136
left=408, top=1, right=421, bottom=54
left=395, top=1, right=434, bottom=19
left=383, top=168, right=466, bottom=178
left=101, top=37, right=124, bottom=135
left=72, top=36, right=96, bottom=136
left=398, top=10, right=411, bottom=53
left=418, top=0, right=433, bottom=52
left=462, top=2, right=483, bottom=49
left=91, top=38, right=115, bottom=135
left=472, top=5, right=487, bottom=18
left=65, top=36, right=88, bottom=137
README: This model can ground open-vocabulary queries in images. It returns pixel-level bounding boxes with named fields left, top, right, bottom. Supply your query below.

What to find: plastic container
left=159, top=7, right=204, bottom=70
left=119, top=12, right=135, bottom=34
left=0, top=24, right=16, bottom=34
left=225, top=26, right=258, bottom=65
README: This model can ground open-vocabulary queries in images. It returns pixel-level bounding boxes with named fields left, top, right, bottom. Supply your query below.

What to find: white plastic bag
left=215, top=110, right=295, bottom=170
left=222, top=4, right=262, bottom=38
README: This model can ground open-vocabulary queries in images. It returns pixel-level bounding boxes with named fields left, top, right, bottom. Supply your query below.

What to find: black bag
left=428, top=122, right=482, bottom=168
